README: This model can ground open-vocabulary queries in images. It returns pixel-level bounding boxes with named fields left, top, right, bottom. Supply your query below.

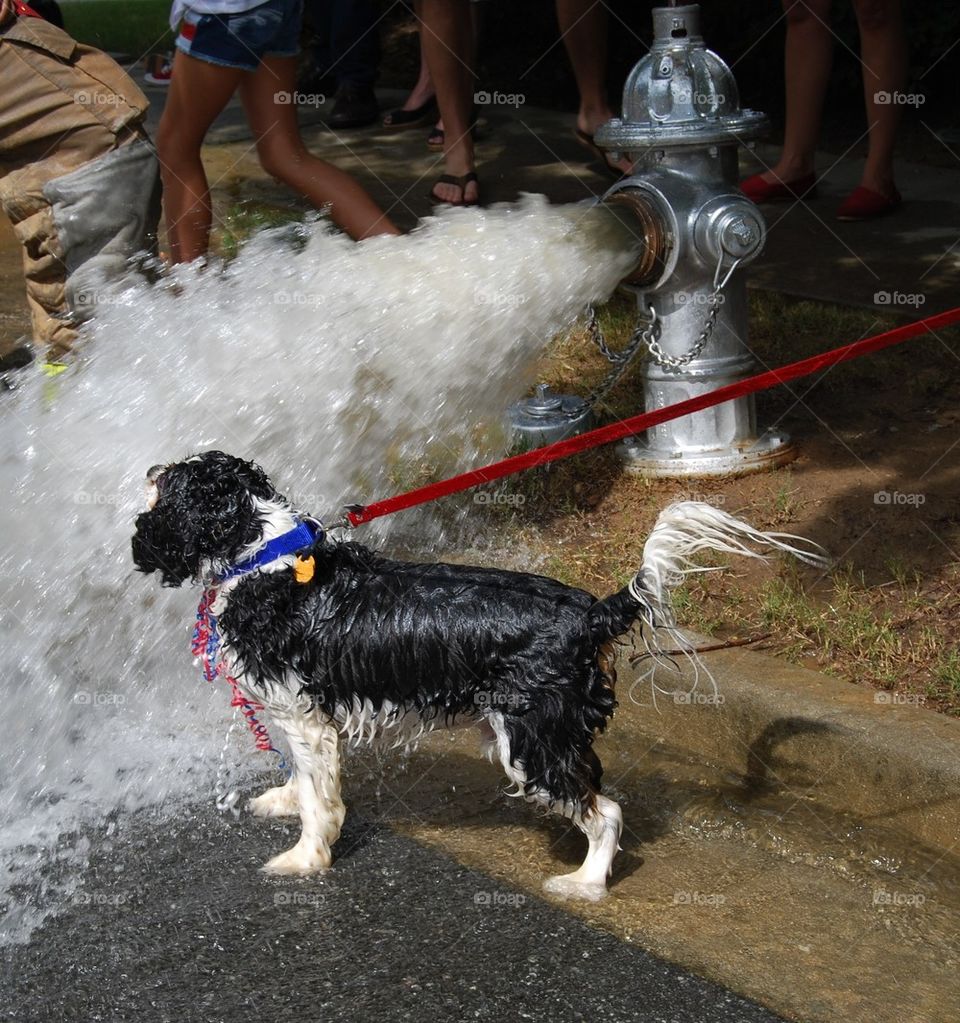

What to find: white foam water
left=0, top=195, right=640, bottom=943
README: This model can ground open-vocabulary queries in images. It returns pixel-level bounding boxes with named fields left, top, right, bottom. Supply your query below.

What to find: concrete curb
left=615, top=634, right=960, bottom=854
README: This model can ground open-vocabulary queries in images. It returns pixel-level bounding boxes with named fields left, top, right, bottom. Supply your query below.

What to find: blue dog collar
left=220, top=519, right=321, bottom=582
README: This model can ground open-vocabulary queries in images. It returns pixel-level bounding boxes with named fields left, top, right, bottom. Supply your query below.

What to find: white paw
left=261, top=843, right=332, bottom=877
left=543, top=874, right=608, bottom=902
left=248, top=784, right=299, bottom=818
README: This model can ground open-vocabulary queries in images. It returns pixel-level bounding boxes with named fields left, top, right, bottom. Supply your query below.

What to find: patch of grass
left=214, top=201, right=306, bottom=261
left=935, top=651, right=960, bottom=697
left=466, top=287, right=960, bottom=715
left=61, top=0, right=172, bottom=60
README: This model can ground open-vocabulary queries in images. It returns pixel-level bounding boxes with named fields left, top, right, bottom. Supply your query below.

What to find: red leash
left=346, top=306, right=960, bottom=528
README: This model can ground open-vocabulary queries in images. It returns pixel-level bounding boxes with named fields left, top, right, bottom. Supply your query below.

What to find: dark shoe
left=0, top=342, right=35, bottom=391
left=427, top=123, right=445, bottom=151
left=297, top=70, right=337, bottom=99
left=740, top=171, right=818, bottom=202
left=429, top=172, right=480, bottom=207
left=382, top=96, right=438, bottom=131
left=327, top=85, right=378, bottom=129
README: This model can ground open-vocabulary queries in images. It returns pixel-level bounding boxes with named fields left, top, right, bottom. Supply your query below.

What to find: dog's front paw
left=543, top=873, right=608, bottom=902
left=248, top=782, right=299, bottom=818
left=261, top=841, right=332, bottom=877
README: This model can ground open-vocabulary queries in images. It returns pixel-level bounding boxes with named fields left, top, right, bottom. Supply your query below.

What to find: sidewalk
left=140, top=82, right=960, bottom=314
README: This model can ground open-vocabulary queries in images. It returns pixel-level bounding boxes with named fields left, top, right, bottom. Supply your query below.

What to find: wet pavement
left=139, top=82, right=960, bottom=314
left=0, top=800, right=785, bottom=1023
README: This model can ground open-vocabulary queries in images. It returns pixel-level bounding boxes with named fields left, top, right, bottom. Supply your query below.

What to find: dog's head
left=132, top=450, right=277, bottom=586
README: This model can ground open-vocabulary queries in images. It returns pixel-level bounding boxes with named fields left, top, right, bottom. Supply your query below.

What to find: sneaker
left=144, top=55, right=172, bottom=86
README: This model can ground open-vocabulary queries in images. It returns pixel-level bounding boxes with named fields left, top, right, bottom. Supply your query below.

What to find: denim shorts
left=176, top=0, right=302, bottom=71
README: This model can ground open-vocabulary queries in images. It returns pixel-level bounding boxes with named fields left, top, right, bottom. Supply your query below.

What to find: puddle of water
left=347, top=705, right=960, bottom=1023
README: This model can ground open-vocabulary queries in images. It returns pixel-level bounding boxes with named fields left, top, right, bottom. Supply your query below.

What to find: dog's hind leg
left=487, top=712, right=622, bottom=902
left=247, top=776, right=299, bottom=818
left=542, top=794, right=623, bottom=902
left=261, top=710, right=346, bottom=876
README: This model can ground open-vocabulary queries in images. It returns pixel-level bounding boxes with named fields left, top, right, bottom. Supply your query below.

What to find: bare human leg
left=555, top=0, right=630, bottom=173
left=155, top=50, right=244, bottom=263
left=240, top=56, right=400, bottom=238
left=853, top=0, right=905, bottom=197
left=420, top=0, right=478, bottom=204
left=761, top=0, right=834, bottom=185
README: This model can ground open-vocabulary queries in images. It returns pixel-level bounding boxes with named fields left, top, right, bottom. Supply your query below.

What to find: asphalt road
left=0, top=800, right=786, bottom=1023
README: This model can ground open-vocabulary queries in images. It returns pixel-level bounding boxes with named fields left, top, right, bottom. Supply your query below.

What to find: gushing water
left=0, top=196, right=640, bottom=943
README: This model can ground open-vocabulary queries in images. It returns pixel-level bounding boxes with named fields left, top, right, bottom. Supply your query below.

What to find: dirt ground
left=468, top=290, right=960, bottom=717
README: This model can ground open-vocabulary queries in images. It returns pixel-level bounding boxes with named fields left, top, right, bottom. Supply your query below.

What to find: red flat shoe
left=835, top=186, right=901, bottom=221
left=740, top=171, right=817, bottom=202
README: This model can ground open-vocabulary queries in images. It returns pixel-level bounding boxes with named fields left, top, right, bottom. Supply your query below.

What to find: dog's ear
left=131, top=451, right=276, bottom=586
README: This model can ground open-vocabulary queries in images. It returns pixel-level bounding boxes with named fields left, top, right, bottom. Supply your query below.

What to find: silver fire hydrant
left=592, top=2, right=795, bottom=476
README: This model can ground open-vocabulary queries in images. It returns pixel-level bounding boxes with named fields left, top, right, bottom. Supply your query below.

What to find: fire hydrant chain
left=645, top=252, right=742, bottom=370
left=581, top=304, right=660, bottom=412
left=584, top=251, right=742, bottom=403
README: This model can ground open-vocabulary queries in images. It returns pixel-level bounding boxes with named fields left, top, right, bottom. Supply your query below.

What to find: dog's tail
left=589, top=502, right=829, bottom=689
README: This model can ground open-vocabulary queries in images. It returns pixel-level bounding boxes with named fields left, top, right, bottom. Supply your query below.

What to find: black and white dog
left=132, top=451, right=824, bottom=900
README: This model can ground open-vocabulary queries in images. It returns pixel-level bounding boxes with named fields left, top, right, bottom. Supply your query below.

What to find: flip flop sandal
left=429, top=172, right=480, bottom=207
left=574, top=128, right=624, bottom=178
left=382, top=97, right=438, bottom=131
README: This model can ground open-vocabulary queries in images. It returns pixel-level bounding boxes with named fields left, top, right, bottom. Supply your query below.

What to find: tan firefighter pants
left=0, top=15, right=161, bottom=359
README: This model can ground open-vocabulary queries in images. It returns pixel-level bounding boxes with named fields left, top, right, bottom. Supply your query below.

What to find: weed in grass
left=884, top=554, right=921, bottom=591
left=935, top=651, right=960, bottom=697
